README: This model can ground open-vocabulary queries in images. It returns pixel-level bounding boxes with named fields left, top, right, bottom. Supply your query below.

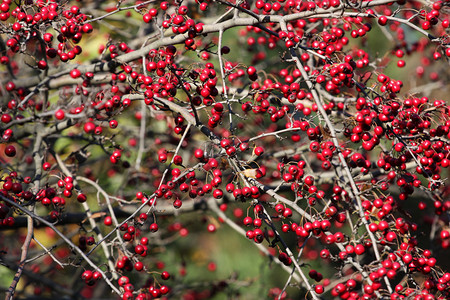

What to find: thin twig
left=0, top=194, right=122, bottom=296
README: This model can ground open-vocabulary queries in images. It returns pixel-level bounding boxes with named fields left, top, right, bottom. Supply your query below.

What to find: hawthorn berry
left=4, top=145, right=16, bottom=157
left=70, top=69, right=81, bottom=78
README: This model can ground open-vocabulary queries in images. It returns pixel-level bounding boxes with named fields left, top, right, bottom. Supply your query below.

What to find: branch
left=0, top=194, right=122, bottom=296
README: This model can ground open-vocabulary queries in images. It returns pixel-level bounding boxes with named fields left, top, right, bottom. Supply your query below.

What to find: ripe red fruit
left=160, top=285, right=169, bottom=295
left=275, top=203, right=285, bottom=213
left=173, top=199, right=182, bottom=208
left=6, top=39, right=18, bottom=48
left=208, top=158, right=218, bottom=168
left=82, top=23, right=93, bottom=33
left=143, top=13, right=152, bottom=23
left=254, top=146, right=264, bottom=156
left=220, top=139, right=231, bottom=148
left=2, top=0, right=450, bottom=297
left=160, top=1, right=169, bottom=10
left=5, top=81, right=15, bottom=91
left=84, top=122, right=95, bottom=133
left=194, top=148, right=204, bottom=159
left=397, top=60, right=405, bottom=68
left=161, top=271, right=170, bottom=280
left=207, top=224, right=216, bottom=232
left=282, top=208, right=292, bottom=218
left=239, top=143, right=249, bottom=151
left=109, top=120, right=118, bottom=129
left=77, top=193, right=87, bottom=203
left=386, top=231, right=397, bottom=242
left=43, top=33, right=53, bottom=43
left=378, top=15, right=388, bottom=25
left=82, top=270, right=93, bottom=281
left=70, top=69, right=82, bottom=78
left=315, top=285, right=324, bottom=294
left=402, top=253, right=413, bottom=264
left=70, top=5, right=80, bottom=14
left=173, top=155, right=183, bottom=165
left=354, top=244, right=365, bottom=255
left=1, top=114, right=12, bottom=123
left=54, top=109, right=65, bottom=120
left=104, top=216, right=113, bottom=226
left=440, top=230, right=450, bottom=240
left=247, top=66, right=256, bottom=76
left=37, top=60, right=48, bottom=70
left=12, top=22, right=21, bottom=31
left=134, top=261, right=143, bottom=271
left=446, top=48, right=450, bottom=57
left=92, top=271, right=102, bottom=280
left=150, top=223, right=158, bottom=232
left=213, top=189, right=223, bottom=199
left=4, top=145, right=16, bottom=157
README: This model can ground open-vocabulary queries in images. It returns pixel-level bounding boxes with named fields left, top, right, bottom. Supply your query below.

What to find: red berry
left=1, top=114, right=12, bottom=123
left=4, top=145, right=16, bottom=157
left=70, top=69, right=81, bottom=78
left=82, top=23, right=93, bottom=33
left=160, top=1, right=169, bottom=10
left=54, top=109, right=65, bottom=120
left=37, top=60, right=48, bottom=70
left=315, top=285, right=324, bottom=294
left=77, top=193, right=87, bottom=203
left=134, top=261, right=143, bottom=271
left=109, top=120, right=118, bottom=129
left=84, top=122, right=95, bottom=133
left=82, top=270, right=93, bottom=281
left=104, top=216, right=113, bottom=226
left=161, top=271, right=170, bottom=280
left=143, top=13, right=152, bottom=23
left=247, top=66, right=256, bottom=76
left=254, top=146, right=264, bottom=156
left=378, top=16, right=388, bottom=25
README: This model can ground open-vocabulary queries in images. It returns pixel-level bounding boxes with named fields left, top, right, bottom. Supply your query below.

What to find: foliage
left=1, top=0, right=450, bottom=299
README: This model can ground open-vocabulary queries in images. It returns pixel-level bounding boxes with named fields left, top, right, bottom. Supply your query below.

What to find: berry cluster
left=2, top=0, right=450, bottom=299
